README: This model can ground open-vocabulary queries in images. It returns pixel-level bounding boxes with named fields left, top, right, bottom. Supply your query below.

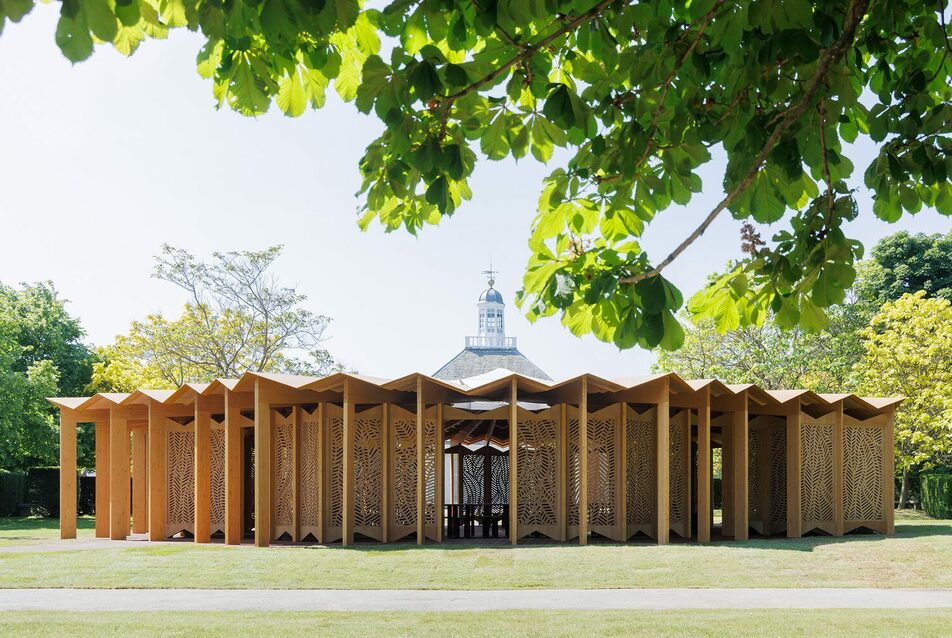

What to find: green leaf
left=85, top=0, right=118, bottom=42
left=408, top=59, right=441, bottom=102
left=159, top=0, right=186, bottom=27
left=658, top=310, right=685, bottom=351
left=55, top=12, right=94, bottom=63
left=425, top=176, right=449, bottom=211
left=276, top=69, right=307, bottom=117
left=1, top=0, right=33, bottom=21
left=481, top=114, right=510, bottom=160
left=335, top=0, right=359, bottom=29
left=799, top=297, right=830, bottom=332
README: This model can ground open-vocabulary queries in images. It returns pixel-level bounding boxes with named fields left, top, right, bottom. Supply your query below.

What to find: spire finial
left=481, top=259, right=499, bottom=289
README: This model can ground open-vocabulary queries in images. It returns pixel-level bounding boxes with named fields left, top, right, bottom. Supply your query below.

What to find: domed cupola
left=475, top=271, right=507, bottom=347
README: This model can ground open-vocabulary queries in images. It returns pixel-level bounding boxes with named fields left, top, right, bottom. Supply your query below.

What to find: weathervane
left=481, top=259, right=499, bottom=288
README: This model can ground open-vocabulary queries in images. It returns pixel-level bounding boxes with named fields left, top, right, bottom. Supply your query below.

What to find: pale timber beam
left=254, top=379, right=273, bottom=547
left=697, top=386, right=712, bottom=543
left=381, top=402, right=390, bottom=543
left=833, top=400, right=845, bottom=537
left=342, top=383, right=355, bottom=546
left=131, top=428, right=148, bottom=534
left=578, top=377, right=589, bottom=545
left=732, top=391, right=749, bottom=540
left=109, top=408, right=130, bottom=540
left=655, top=378, right=670, bottom=545
left=416, top=377, right=425, bottom=545
left=884, top=410, right=896, bottom=534
left=786, top=398, right=802, bottom=538
left=148, top=403, right=167, bottom=541
left=59, top=410, right=77, bottom=540
left=194, top=395, right=212, bottom=544
left=509, top=379, right=519, bottom=545
left=617, top=402, right=627, bottom=542
left=435, top=401, right=444, bottom=543
left=94, top=419, right=110, bottom=538
left=559, top=402, right=568, bottom=542
left=224, top=389, right=242, bottom=545
left=292, top=406, right=302, bottom=542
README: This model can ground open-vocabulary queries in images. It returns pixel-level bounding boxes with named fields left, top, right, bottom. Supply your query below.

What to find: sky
left=0, top=6, right=949, bottom=382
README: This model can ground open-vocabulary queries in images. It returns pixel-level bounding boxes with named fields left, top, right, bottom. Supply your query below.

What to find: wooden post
left=342, top=384, right=354, bottom=546
left=884, top=411, right=895, bottom=534
left=655, top=379, right=670, bottom=545
left=697, top=387, right=712, bottom=543
left=148, top=404, right=166, bottom=541
left=509, top=379, right=519, bottom=545
left=94, top=419, right=110, bottom=538
left=59, top=410, right=77, bottom=539
left=109, top=409, right=130, bottom=540
left=316, top=402, right=325, bottom=543
left=416, top=377, right=425, bottom=545
left=436, top=401, right=445, bottom=543
left=224, top=390, right=241, bottom=545
left=254, top=379, right=272, bottom=547
left=131, top=428, right=148, bottom=534
left=731, top=393, right=749, bottom=540
left=292, top=406, right=302, bottom=542
left=381, top=402, right=390, bottom=543
left=617, top=402, right=627, bottom=542
left=786, top=399, right=802, bottom=538
left=559, top=402, right=568, bottom=542
left=194, top=396, right=211, bottom=544
left=833, top=401, right=845, bottom=537
left=578, top=377, right=589, bottom=545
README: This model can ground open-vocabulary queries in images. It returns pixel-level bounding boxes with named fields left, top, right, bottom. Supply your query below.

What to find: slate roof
left=433, top=347, right=552, bottom=381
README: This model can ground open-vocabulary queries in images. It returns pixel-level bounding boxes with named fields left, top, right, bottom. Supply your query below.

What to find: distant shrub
left=79, top=474, right=96, bottom=516
left=713, top=477, right=722, bottom=509
left=26, top=467, right=62, bottom=517
left=921, top=474, right=952, bottom=519
left=0, top=470, right=27, bottom=516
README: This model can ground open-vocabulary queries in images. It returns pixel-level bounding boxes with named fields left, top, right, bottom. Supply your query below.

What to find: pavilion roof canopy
left=48, top=369, right=903, bottom=417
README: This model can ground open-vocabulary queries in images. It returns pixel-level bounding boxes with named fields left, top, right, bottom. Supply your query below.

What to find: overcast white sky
left=1, top=6, right=949, bottom=381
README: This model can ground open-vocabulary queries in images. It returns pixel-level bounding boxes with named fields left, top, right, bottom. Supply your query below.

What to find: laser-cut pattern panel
left=167, top=427, right=195, bottom=535
left=328, top=405, right=344, bottom=530
left=844, top=425, right=884, bottom=521
left=490, top=454, right=509, bottom=505
left=588, top=407, right=617, bottom=529
left=210, top=427, right=225, bottom=533
left=354, top=408, right=383, bottom=529
left=770, top=427, right=787, bottom=525
left=669, top=411, right=685, bottom=526
left=517, top=408, right=559, bottom=529
left=300, top=410, right=320, bottom=535
left=461, top=453, right=484, bottom=505
left=390, top=407, right=417, bottom=529
left=748, top=427, right=761, bottom=523
left=629, top=409, right=656, bottom=527
left=801, top=421, right=835, bottom=526
left=567, top=408, right=580, bottom=527
left=273, top=413, right=295, bottom=530
left=423, top=413, right=437, bottom=525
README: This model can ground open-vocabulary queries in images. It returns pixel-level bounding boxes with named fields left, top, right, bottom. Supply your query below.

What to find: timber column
left=254, top=379, right=272, bottom=547
left=109, top=408, right=130, bottom=540
left=59, top=410, right=77, bottom=539
left=224, top=389, right=242, bottom=545
left=148, top=403, right=167, bottom=541
left=509, top=379, right=518, bottom=545
left=194, top=395, right=212, bottom=543
left=578, top=377, right=589, bottom=545
left=696, top=387, right=712, bottom=543
left=415, top=377, right=425, bottom=545
left=342, top=384, right=354, bottom=546
left=655, top=378, right=670, bottom=545
left=731, top=391, right=749, bottom=540
left=94, top=418, right=110, bottom=538
left=786, top=399, right=802, bottom=538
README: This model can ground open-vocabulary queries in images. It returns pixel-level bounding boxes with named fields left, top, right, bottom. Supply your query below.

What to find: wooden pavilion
left=50, top=369, right=900, bottom=547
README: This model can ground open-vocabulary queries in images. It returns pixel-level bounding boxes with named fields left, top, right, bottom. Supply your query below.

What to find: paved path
left=2, top=588, right=952, bottom=612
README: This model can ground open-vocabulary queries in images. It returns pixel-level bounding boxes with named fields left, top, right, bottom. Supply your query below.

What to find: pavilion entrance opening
left=443, top=407, right=511, bottom=540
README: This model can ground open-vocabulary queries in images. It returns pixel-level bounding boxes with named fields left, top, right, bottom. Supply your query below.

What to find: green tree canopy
left=856, top=290, right=952, bottom=504
left=2, top=0, right=951, bottom=351
left=92, top=245, right=344, bottom=391
left=0, top=283, right=96, bottom=470
left=857, top=230, right=952, bottom=306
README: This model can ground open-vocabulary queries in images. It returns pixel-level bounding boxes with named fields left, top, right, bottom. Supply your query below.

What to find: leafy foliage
left=3, top=0, right=951, bottom=350
left=857, top=230, right=952, bottom=305
left=0, top=283, right=95, bottom=471
left=856, top=291, right=952, bottom=475
left=92, top=245, right=344, bottom=391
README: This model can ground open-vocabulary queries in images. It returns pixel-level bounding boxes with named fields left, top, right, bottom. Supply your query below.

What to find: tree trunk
left=898, top=467, right=911, bottom=509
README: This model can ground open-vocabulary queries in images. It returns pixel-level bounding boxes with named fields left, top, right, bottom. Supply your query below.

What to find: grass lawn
left=0, top=511, right=949, bottom=589
left=0, top=516, right=96, bottom=548
left=1, top=610, right=950, bottom=637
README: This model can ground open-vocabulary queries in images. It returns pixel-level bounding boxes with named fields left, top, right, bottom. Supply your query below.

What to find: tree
left=0, top=282, right=96, bottom=470
left=93, top=245, right=343, bottom=391
left=654, top=292, right=867, bottom=391
left=857, top=230, right=952, bottom=306
left=2, top=1, right=951, bottom=350
left=855, top=291, right=952, bottom=507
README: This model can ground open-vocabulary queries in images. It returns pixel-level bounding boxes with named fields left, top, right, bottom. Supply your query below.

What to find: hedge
left=921, top=474, right=952, bottom=519
left=0, top=470, right=27, bottom=516
left=26, top=467, right=64, bottom=517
